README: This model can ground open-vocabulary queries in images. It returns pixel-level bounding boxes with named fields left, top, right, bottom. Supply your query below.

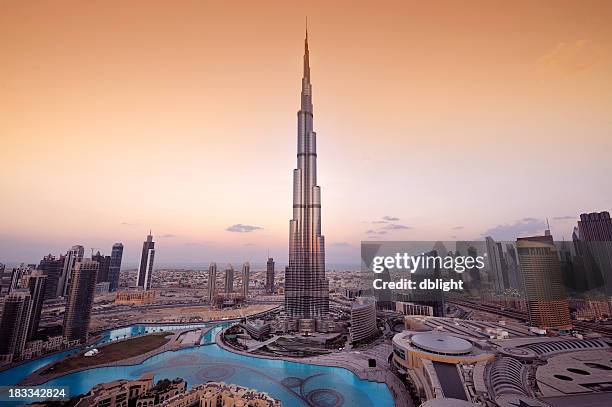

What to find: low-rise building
left=76, top=373, right=153, bottom=407
left=115, top=289, right=155, bottom=305
left=135, top=378, right=186, bottom=406
left=164, top=381, right=281, bottom=407
left=241, top=320, right=272, bottom=340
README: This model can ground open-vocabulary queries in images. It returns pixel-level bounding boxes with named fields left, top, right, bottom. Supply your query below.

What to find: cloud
left=452, top=226, right=464, bottom=230
left=553, top=215, right=575, bottom=221
left=371, top=216, right=400, bottom=224
left=366, top=229, right=387, bottom=236
left=120, top=222, right=137, bottom=226
left=383, top=223, right=412, bottom=230
left=226, top=224, right=263, bottom=233
left=330, top=242, right=355, bottom=248
left=481, top=218, right=546, bottom=240
left=366, top=220, right=411, bottom=237
left=160, top=234, right=176, bottom=238
left=537, top=40, right=602, bottom=75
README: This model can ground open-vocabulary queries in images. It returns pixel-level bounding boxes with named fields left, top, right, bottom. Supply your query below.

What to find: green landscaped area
left=42, top=333, right=172, bottom=375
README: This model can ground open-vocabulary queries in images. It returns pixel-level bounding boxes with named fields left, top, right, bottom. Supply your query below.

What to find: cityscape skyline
left=1, top=1, right=611, bottom=265
left=0, top=7, right=611, bottom=404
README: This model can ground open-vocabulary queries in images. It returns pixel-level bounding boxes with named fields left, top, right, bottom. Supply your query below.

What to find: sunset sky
left=1, top=1, right=611, bottom=265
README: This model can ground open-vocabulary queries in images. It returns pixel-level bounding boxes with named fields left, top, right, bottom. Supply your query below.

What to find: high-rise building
left=578, top=211, right=612, bottom=241
left=208, top=263, right=217, bottom=302
left=1, top=264, right=28, bottom=296
left=0, top=263, right=5, bottom=294
left=485, top=237, right=505, bottom=293
left=63, top=260, right=98, bottom=342
left=350, top=297, right=378, bottom=344
left=92, top=251, right=111, bottom=284
left=25, top=270, right=47, bottom=341
left=577, top=211, right=612, bottom=298
left=496, top=242, right=510, bottom=289
left=505, top=243, right=521, bottom=289
left=108, top=243, right=124, bottom=292
left=516, top=235, right=572, bottom=331
left=58, top=245, right=84, bottom=297
left=0, top=289, right=32, bottom=362
left=241, top=262, right=250, bottom=298
left=467, top=246, right=481, bottom=285
left=38, top=254, right=65, bottom=301
left=224, top=264, right=234, bottom=294
left=137, top=233, right=155, bottom=291
left=285, top=28, right=329, bottom=321
left=266, top=257, right=275, bottom=294
left=0, top=263, right=15, bottom=295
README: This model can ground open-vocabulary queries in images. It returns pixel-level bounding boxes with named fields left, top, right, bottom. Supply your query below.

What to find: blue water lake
left=0, top=323, right=394, bottom=406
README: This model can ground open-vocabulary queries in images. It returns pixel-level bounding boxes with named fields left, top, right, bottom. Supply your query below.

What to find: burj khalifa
left=285, top=29, right=330, bottom=320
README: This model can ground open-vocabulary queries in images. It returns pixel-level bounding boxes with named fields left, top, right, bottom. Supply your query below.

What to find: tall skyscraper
left=63, top=260, right=99, bottom=343
left=225, top=264, right=234, bottom=294
left=266, top=257, right=275, bottom=293
left=0, top=290, right=32, bottom=362
left=58, top=245, right=84, bottom=297
left=285, top=28, right=329, bottom=320
left=516, top=235, right=572, bottom=331
left=92, top=251, right=111, bottom=284
left=38, top=254, right=65, bottom=301
left=1, top=264, right=27, bottom=295
left=467, top=246, right=481, bottom=285
left=1, top=263, right=15, bottom=296
left=505, top=243, right=521, bottom=289
left=208, top=262, right=217, bottom=302
left=108, top=243, right=124, bottom=292
left=577, top=211, right=612, bottom=298
left=25, top=270, right=47, bottom=341
left=485, top=237, right=505, bottom=293
left=241, top=262, right=250, bottom=298
left=137, top=233, right=155, bottom=291
left=578, top=211, right=612, bottom=240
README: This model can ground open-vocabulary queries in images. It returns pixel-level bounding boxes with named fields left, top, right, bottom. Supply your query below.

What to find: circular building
left=411, top=333, right=473, bottom=356
left=393, top=331, right=493, bottom=369
left=392, top=331, right=495, bottom=401
left=350, top=297, right=378, bottom=344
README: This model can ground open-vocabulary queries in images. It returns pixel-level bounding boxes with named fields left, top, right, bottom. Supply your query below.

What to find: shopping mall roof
left=411, top=332, right=473, bottom=355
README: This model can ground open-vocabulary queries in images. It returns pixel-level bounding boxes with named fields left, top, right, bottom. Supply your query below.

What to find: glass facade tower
left=285, top=30, right=329, bottom=320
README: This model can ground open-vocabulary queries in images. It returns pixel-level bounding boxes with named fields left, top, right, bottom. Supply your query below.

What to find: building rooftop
left=411, top=332, right=473, bottom=355
left=420, top=398, right=477, bottom=407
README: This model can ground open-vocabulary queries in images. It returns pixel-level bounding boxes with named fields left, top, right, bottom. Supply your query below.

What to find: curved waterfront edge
left=1, top=315, right=402, bottom=407
left=214, top=326, right=411, bottom=407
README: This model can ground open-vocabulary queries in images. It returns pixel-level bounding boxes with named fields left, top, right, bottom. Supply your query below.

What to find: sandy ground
left=89, top=303, right=276, bottom=331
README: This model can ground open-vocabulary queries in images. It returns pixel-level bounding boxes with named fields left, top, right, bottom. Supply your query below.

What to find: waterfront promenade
left=19, top=326, right=211, bottom=386
left=215, top=329, right=412, bottom=407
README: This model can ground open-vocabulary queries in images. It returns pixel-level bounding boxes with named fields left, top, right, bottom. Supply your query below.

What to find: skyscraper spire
left=303, top=22, right=310, bottom=83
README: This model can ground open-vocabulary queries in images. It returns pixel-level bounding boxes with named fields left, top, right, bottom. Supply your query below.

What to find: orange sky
left=1, top=1, right=611, bottom=264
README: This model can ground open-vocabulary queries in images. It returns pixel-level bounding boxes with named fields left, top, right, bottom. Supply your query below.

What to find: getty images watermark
left=361, top=241, right=489, bottom=296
